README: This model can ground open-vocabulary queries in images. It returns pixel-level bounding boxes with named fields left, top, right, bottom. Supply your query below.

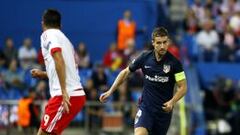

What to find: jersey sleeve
left=43, top=32, right=62, bottom=55
left=173, top=60, right=186, bottom=82
left=129, top=52, right=145, bottom=72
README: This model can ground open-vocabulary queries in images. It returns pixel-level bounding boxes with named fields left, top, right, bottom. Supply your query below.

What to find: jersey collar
left=152, top=50, right=169, bottom=63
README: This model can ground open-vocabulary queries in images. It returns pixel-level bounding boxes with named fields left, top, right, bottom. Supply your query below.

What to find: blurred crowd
left=173, top=0, right=240, bottom=63
left=168, top=0, right=240, bottom=134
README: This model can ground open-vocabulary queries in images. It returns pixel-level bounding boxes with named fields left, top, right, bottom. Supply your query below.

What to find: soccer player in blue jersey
left=99, top=27, right=187, bottom=135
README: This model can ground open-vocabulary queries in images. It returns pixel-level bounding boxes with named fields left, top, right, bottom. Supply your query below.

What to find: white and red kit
left=40, top=29, right=85, bottom=134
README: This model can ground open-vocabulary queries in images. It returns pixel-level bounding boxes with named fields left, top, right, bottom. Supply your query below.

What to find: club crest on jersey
left=163, top=64, right=170, bottom=73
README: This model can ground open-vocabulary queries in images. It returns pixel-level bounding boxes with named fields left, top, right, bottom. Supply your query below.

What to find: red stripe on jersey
left=51, top=47, right=62, bottom=55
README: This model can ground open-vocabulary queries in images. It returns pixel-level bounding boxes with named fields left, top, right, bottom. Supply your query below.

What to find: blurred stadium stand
left=0, top=0, right=157, bottom=61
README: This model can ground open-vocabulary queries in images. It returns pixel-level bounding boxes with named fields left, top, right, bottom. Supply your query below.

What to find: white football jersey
left=40, top=29, right=84, bottom=97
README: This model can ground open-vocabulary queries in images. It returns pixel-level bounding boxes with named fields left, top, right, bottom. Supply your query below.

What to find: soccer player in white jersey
left=31, top=9, right=86, bottom=135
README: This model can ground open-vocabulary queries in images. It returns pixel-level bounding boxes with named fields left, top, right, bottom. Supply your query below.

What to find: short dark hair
left=152, top=27, right=169, bottom=41
left=42, top=9, right=61, bottom=28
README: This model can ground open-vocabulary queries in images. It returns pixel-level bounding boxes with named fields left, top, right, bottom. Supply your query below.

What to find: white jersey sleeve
left=42, top=31, right=62, bottom=55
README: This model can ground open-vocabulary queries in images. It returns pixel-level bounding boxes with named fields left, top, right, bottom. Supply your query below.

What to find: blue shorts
left=134, top=108, right=172, bottom=135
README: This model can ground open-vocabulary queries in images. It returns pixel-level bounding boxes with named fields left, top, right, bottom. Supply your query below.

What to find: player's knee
left=134, top=127, right=148, bottom=135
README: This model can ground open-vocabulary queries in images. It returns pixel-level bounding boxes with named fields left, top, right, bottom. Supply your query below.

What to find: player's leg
left=152, top=113, right=172, bottom=135
left=135, top=127, right=148, bottom=135
left=134, top=109, right=153, bottom=135
left=37, top=128, right=51, bottom=135
left=37, top=128, right=59, bottom=135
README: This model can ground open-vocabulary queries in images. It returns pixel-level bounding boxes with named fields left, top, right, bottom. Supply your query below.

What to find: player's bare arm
left=52, top=51, right=71, bottom=113
left=162, top=79, right=187, bottom=113
left=99, top=67, right=131, bottom=103
left=31, top=69, right=48, bottom=79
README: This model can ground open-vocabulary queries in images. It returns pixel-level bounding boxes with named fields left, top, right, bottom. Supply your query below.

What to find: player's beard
left=155, top=49, right=166, bottom=60
left=159, top=49, right=166, bottom=55
left=158, top=48, right=167, bottom=56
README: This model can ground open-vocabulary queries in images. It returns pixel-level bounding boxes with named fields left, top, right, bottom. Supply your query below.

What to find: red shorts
left=40, top=95, right=86, bottom=135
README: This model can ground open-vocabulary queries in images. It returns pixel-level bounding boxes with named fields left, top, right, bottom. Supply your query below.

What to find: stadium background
left=0, top=0, right=240, bottom=135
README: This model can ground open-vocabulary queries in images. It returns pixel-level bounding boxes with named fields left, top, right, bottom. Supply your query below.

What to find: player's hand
left=162, top=100, right=174, bottom=113
left=30, top=69, right=42, bottom=78
left=62, top=91, right=71, bottom=113
left=99, top=91, right=111, bottom=103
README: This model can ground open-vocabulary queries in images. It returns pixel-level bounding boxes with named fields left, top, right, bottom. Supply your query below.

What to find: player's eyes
left=156, top=41, right=167, bottom=45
